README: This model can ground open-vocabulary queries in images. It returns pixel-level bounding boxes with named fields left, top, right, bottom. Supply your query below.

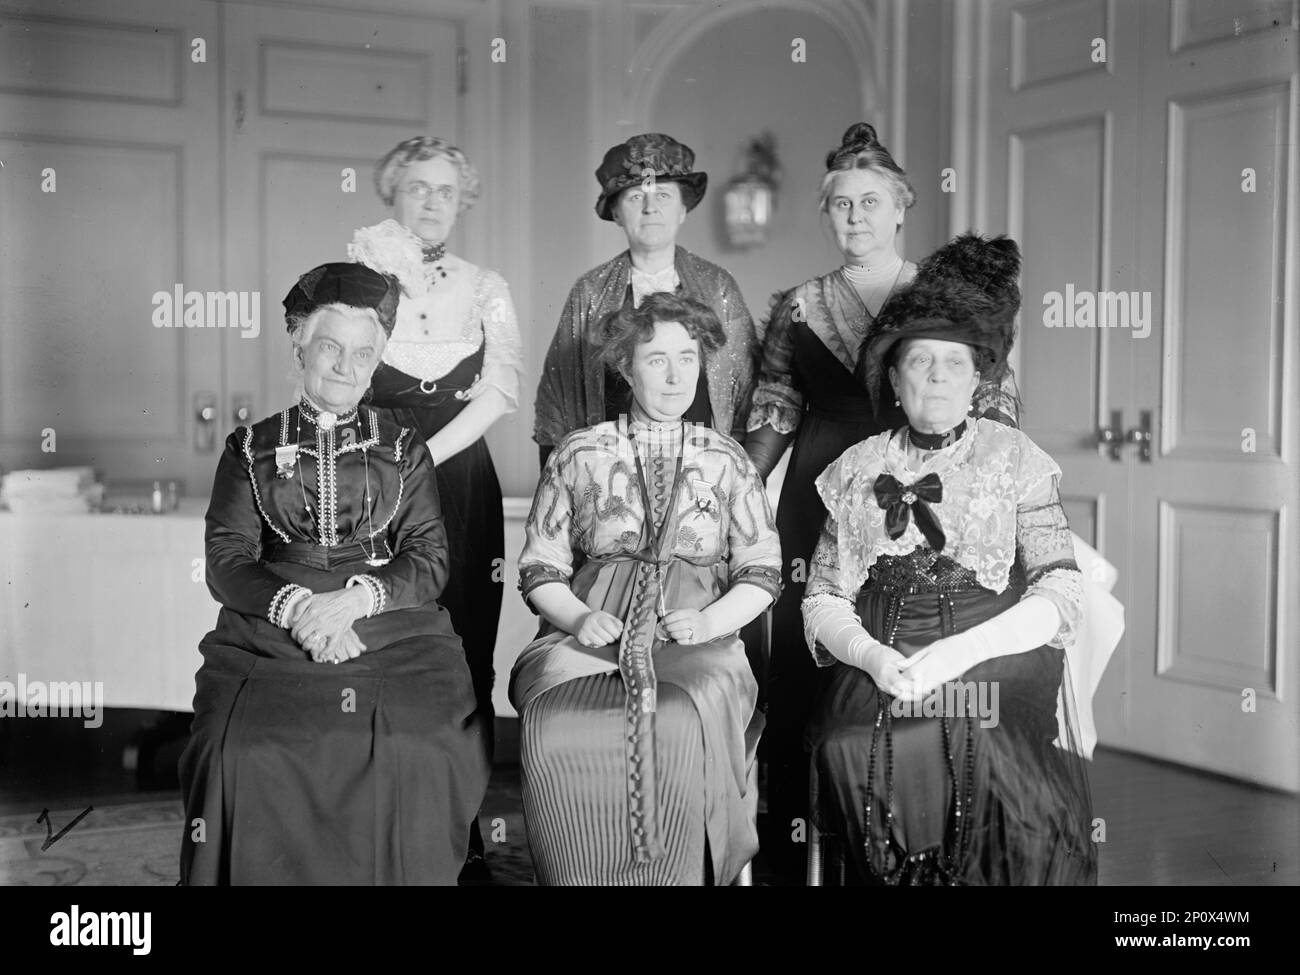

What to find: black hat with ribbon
left=858, top=232, right=1021, bottom=411
left=594, top=133, right=708, bottom=221
left=282, top=262, right=400, bottom=336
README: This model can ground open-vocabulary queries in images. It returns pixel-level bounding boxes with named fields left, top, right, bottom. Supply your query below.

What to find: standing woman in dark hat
left=743, top=122, right=918, bottom=877
left=802, top=234, right=1096, bottom=885
left=179, top=263, right=490, bottom=885
left=533, top=133, right=758, bottom=466
left=349, top=137, right=522, bottom=871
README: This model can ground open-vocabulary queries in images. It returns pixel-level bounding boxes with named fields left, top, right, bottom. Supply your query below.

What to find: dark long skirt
left=806, top=571, right=1097, bottom=885
left=369, top=350, right=504, bottom=737
left=179, top=566, right=489, bottom=885
left=763, top=326, right=887, bottom=874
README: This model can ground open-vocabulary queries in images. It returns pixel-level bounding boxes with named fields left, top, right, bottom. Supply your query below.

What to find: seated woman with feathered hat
left=801, top=234, right=1098, bottom=885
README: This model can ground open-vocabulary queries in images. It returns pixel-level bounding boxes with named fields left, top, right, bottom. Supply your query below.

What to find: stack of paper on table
left=1, top=467, right=105, bottom=514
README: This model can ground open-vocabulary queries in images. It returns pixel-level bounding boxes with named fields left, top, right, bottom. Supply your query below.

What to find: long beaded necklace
left=862, top=573, right=977, bottom=885
left=293, top=399, right=388, bottom=566
left=630, top=417, right=686, bottom=624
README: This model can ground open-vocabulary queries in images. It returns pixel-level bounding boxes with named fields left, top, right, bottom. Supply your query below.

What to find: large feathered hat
left=858, top=232, right=1021, bottom=410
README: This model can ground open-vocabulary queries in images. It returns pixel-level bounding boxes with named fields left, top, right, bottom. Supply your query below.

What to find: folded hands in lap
left=891, top=636, right=982, bottom=703
left=286, top=588, right=372, bottom=664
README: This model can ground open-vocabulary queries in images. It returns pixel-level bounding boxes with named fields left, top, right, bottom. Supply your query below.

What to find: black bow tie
left=873, top=472, right=945, bottom=552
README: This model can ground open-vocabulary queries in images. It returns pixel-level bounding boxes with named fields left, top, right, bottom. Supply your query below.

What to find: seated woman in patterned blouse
left=510, top=293, right=782, bottom=885
left=802, top=235, right=1097, bottom=885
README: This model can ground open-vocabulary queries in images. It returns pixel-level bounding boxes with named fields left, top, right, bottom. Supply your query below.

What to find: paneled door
left=0, top=0, right=223, bottom=492
left=972, top=0, right=1142, bottom=754
left=973, top=0, right=1299, bottom=789
left=220, top=2, right=462, bottom=431
left=1126, top=0, right=1298, bottom=790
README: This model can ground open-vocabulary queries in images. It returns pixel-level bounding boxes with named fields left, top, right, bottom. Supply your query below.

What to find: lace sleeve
left=805, top=514, right=850, bottom=600
left=802, top=514, right=858, bottom=667
left=478, top=270, right=524, bottom=412
left=1015, top=460, right=1082, bottom=649
left=747, top=288, right=804, bottom=435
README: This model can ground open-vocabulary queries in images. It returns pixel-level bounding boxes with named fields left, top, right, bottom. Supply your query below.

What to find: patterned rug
left=0, top=771, right=535, bottom=886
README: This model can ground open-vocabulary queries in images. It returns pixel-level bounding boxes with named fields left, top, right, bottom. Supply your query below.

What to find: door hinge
left=457, top=46, right=467, bottom=95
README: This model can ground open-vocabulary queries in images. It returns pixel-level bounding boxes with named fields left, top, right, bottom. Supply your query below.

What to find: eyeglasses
left=400, top=181, right=456, bottom=204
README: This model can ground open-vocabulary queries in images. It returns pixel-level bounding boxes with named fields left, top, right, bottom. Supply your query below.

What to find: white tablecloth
left=0, top=501, right=216, bottom=713
left=0, top=500, right=537, bottom=717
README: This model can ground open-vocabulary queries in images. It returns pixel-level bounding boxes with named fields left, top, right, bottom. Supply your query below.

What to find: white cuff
left=802, top=593, right=887, bottom=670
left=270, top=584, right=312, bottom=628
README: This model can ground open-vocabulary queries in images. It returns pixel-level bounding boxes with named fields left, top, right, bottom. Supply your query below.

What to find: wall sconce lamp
left=723, top=132, right=781, bottom=249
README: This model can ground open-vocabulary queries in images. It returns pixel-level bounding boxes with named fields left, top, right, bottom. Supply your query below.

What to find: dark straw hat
left=594, top=133, right=708, bottom=221
left=858, top=232, right=1021, bottom=406
left=282, top=262, right=400, bottom=336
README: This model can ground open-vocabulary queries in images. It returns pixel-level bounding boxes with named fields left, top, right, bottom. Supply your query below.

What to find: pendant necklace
left=417, top=243, right=451, bottom=338
left=844, top=257, right=905, bottom=325
left=293, top=399, right=386, bottom=563
left=422, top=242, right=449, bottom=280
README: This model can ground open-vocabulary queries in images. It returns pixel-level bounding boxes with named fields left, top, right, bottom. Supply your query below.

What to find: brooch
left=274, top=444, right=298, bottom=479
left=690, top=478, right=716, bottom=514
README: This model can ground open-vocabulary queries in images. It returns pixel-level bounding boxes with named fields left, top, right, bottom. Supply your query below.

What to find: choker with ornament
left=904, top=420, right=967, bottom=451
left=299, top=397, right=358, bottom=432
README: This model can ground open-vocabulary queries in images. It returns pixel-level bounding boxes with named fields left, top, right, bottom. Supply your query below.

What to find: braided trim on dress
left=371, top=427, right=409, bottom=538
left=243, top=426, right=291, bottom=543
left=268, top=582, right=311, bottom=627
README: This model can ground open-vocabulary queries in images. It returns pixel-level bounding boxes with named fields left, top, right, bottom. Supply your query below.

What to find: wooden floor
left=1089, top=747, right=1299, bottom=885
left=2, top=713, right=1296, bottom=885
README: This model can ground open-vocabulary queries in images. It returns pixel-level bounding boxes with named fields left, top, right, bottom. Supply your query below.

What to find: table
left=1, top=499, right=538, bottom=717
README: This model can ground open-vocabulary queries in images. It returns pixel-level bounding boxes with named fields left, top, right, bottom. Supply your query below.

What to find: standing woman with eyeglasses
left=349, top=137, right=523, bottom=877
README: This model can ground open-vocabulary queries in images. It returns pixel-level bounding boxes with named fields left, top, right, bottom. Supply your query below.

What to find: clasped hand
left=866, top=636, right=980, bottom=704
left=287, top=588, right=371, bottom=664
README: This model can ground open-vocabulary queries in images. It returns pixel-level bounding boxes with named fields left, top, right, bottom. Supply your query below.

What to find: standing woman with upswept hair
left=348, top=136, right=523, bottom=876
left=743, top=123, right=920, bottom=880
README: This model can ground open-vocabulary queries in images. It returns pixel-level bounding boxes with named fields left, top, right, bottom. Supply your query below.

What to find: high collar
left=299, top=396, right=359, bottom=429
left=625, top=409, right=687, bottom=450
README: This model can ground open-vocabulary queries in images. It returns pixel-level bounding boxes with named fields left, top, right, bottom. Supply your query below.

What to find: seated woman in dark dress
left=511, top=293, right=782, bottom=885
left=179, top=263, right=489, bottom=885
left=802, top=235, right=1096, bottom=885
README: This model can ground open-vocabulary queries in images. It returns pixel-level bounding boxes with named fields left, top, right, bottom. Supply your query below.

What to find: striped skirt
left=521, top=674, right=707, bottom=885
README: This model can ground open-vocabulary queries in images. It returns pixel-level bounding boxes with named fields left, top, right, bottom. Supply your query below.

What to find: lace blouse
left=802, top=418, right=1083, bottom=664
left=382, top=256, right=524, bottom=410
